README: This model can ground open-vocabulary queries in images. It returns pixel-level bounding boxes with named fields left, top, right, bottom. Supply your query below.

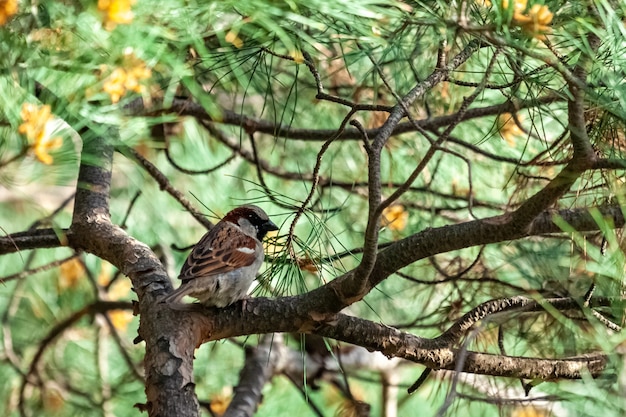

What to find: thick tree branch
left=508, top=27, right=600, bottom=229
left=372, top=204, right=624, bottom=291
left=131, top=92, right=561, bottom=142
left=196, top=296, right=613, bottom=381
left=66, top=134, right=198, bottom=417
left=180, top=202, right=625, bottom=383
left=350, top=39, right=485, bottom=304
left=0, top=228, right=64, bottom=255
left=224, top=335, right=281, bottom=417
left=433, top=296, right=616, bottom=346
left=315, top=315, right=608, bottom=380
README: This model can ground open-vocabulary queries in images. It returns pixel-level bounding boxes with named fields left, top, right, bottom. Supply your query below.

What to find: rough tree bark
left=65, top=135, right=200, bottom=416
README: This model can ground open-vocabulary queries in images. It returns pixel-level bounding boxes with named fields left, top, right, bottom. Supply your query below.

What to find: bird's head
left=223, top=205, right=278, bottom=240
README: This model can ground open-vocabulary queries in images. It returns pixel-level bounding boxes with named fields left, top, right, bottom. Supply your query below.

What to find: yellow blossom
left=31, top=135, right=63, bottom=165
left=108, top=309, right=133, bottom=331
left=290, top=50, right=305, bottom=64
left=99, top=264, right=133, bottom=331
left=502, top=0, right=527, bottom=15
left=97, top=261, right=114, bottom=286
left=210, top=387, right=232, bottom=417
left=19, top=103, right=49, bottom=142
left=518, top=4, right=553, bottom=40
left=59, top=258, right=85, bottom=289
left=382, top=205, right=409, bottom=232
left=18, top=103, right=63, bottom=165
left=225, top=30, right=243, bottom=48
left=103, top=68, right=128, bottom=103
left=109, top=278, right=132, bottom=299
left=98, top=0, right=135, bottom=30
left=102, top=54, right=151, bottom=103
left=498, top=113, right=524, bottom=145
left=504, top=0, right=553, bottom=40
left=0, top=0, right=17, bottom=25
left=97, top=260, right=133, bottom=299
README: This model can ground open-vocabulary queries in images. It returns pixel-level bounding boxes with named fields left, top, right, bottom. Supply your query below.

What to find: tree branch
left=0, top=228, right=64, bottom=255
left=66, top=133, right=198, bottom=416
left=131, top=93, right=561, bottom=142
left=224, top=335, right=280, bottom=417
left=197, top=297, right=612, bottom=380
left=122, top=146, right=214, bottom=230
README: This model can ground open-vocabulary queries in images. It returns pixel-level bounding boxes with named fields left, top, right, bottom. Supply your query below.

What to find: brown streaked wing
left=178, top=222, right=258, bottom=281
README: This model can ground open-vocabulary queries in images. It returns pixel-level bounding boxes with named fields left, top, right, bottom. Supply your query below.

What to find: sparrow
left=162, top=205, right=278, bottom=307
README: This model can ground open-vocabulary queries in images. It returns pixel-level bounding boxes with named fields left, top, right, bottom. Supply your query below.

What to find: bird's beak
left=264, top=220, right=279, bottom=233
left=258, top=220, right=279, bottom=241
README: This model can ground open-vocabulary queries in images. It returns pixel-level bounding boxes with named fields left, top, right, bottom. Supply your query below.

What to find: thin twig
left=0, top=253, right=80, bottom=284
left=123, top=146, right=213, bottom=230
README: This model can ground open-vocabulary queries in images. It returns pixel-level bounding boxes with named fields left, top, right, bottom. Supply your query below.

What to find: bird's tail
left=160, top=285, right=188, bottom=305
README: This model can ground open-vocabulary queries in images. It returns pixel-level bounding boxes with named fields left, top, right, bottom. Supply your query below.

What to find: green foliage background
left=1, top=0, right=626, bottom=416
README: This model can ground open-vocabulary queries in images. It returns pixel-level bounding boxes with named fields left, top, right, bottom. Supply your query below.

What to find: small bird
left=163, top=205, right=278, bottom=307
